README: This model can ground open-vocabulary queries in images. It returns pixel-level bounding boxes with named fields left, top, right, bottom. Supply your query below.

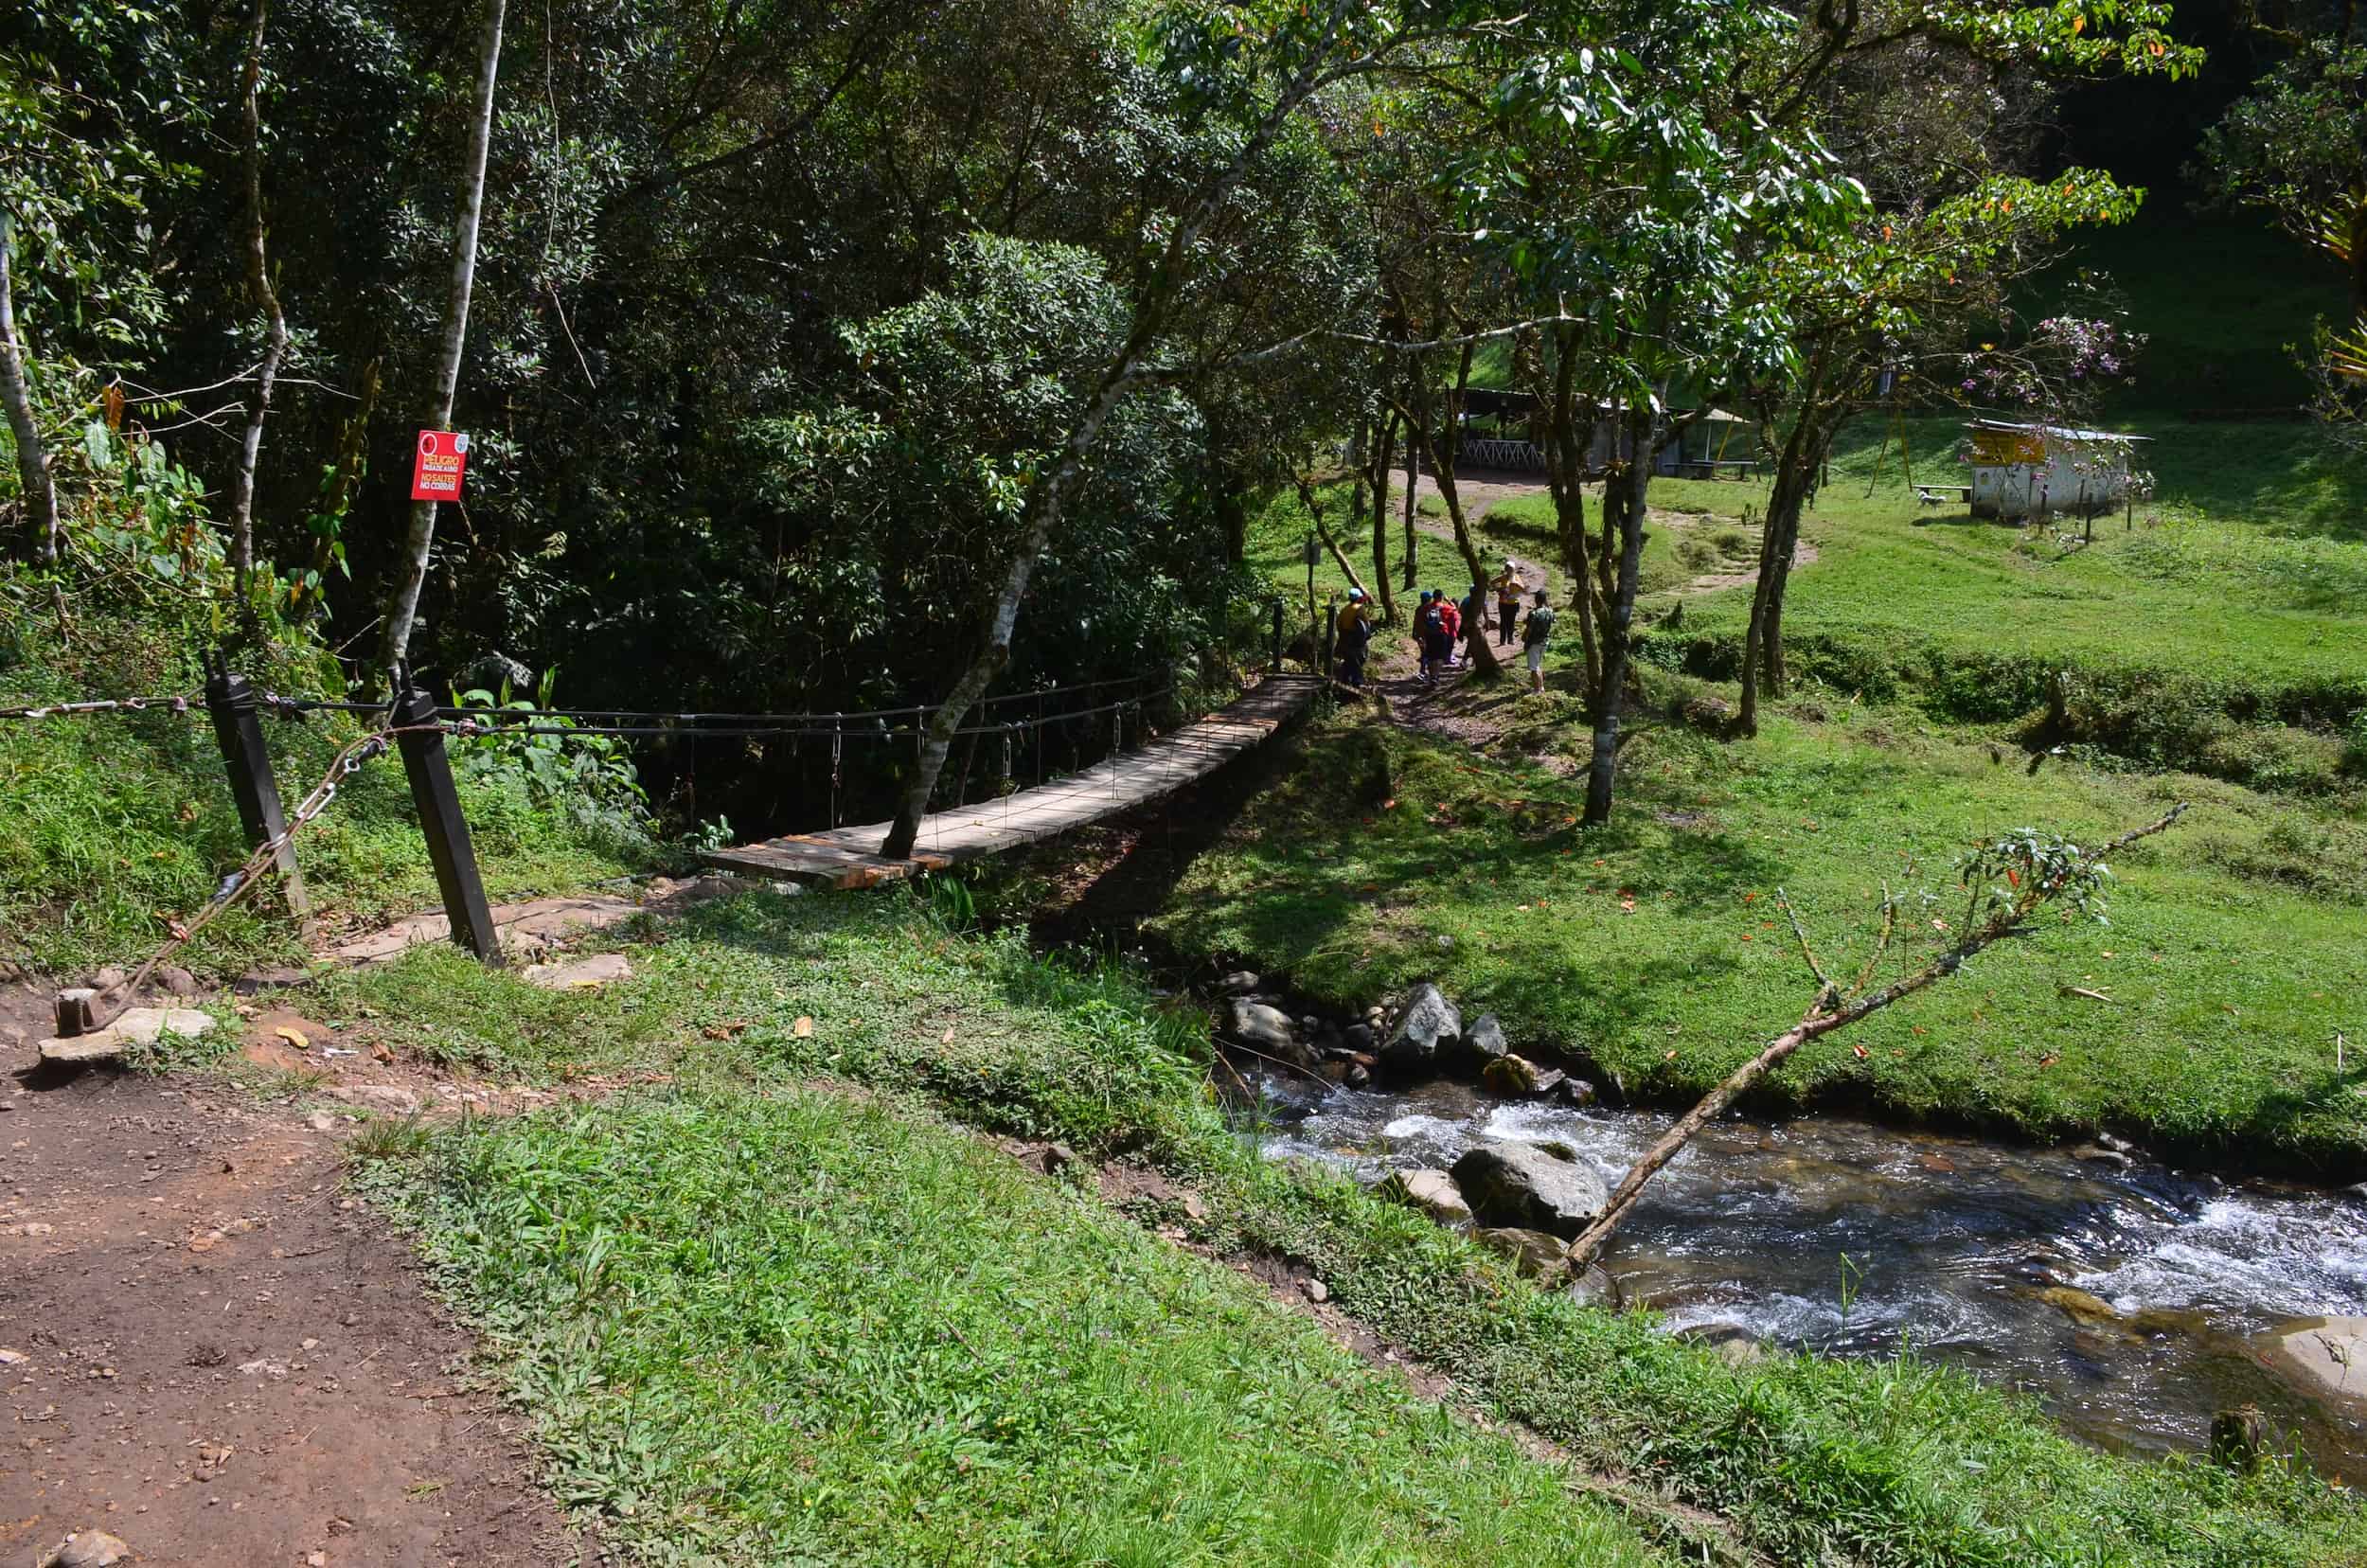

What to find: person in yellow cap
left=1335, top=588, right=1375, bottom=687
left=1490, top=559, right=1526, bottom=646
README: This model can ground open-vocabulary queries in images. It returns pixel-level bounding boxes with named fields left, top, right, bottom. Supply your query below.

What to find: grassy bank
left=1151, top=704, right=2367, bottom=1176
left=310, top=889, right=2359, bottom=1564
left=367, top=1089, right=1663, bottom=1565
left=0, top=615, right=658, bottom=978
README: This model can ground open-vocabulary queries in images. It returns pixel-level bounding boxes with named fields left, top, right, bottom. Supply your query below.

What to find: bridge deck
left=701, top=674, right=1320, bottom=888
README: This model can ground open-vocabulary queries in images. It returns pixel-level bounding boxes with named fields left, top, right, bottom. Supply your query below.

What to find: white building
left=1965, top=419, right=2148, bottom=519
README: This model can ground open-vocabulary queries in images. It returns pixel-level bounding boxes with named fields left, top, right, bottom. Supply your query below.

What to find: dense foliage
left=2, top=0, right=2201, bottom=832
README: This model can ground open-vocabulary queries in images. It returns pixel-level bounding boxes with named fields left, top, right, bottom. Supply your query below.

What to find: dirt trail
left=1394, top=467, right=1815, bottom=597
left=0, top=1056, right=590, bottom=1568
left=0, top=884, right=692, bottom=1568
left=1366, top=471, right=1813, bottom=750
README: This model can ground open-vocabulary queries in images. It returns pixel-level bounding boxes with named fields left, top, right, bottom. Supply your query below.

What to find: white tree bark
left=0, top=211, right=61, bottom=562
left=378, top=0, right=507, bottom=679
left=228, top=0, right=289, bottom=594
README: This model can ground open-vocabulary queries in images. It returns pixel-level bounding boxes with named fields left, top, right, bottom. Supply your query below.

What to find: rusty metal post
left=204, top=658, right=311, bottom=919
left=390, top=685, right=503, bottom=964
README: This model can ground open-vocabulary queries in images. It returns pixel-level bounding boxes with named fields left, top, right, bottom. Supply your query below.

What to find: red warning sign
left=410, top=430, right=470, bottom=503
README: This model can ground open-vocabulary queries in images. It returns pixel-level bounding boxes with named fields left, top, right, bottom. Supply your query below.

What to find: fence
left=9, top=610, right=1313, bottom=1016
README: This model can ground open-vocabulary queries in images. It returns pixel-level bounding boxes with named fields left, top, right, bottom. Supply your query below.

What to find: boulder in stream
left=1482, top=1054, right=1541, bottom=1096
left=1380, top=984, right=1461, bottom=1072
left=1463, top=1012, right=1509, bottom=1063
left=1568, top=1265, right=1621, bottom=1310
left=1227, top=1000, right=1312, bottom=1067
left=1678, top=1323, right=1766, bottom=1368
left=1451, top=1141, right=1609, bottom=1237
left=1476, top=1226, right=1569, bottom=1278
left=2254, top=1316, right=2367, bottom=1414
left=1379, top=1168, right=1471, bottom=1225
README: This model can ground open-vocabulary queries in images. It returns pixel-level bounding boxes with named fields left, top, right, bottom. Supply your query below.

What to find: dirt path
left=1361, top=472, right=1816, bottom=751
left=1, top=985, right=595, bottom=1568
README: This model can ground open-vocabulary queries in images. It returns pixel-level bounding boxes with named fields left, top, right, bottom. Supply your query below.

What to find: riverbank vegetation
left=314, top=889, right=2360, bottom=1562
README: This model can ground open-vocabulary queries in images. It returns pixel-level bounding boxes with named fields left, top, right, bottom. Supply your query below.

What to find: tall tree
left=0, top=215, right=57, bottom=562
left=226, top=0, right=290, bottom=597
left=878, top=0, right=1486, bottom=860
left=378, top=0, right=507, bottom=679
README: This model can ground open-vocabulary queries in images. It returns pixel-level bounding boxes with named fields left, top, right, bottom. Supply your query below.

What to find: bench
left=1915, top=484, right=1972, bottom=507
left=1678, top=459, right=1758, bottom=480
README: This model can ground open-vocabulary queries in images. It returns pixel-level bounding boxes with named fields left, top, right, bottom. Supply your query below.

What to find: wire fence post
left=390, top=684, right=504, bottom=965
left=203, top=656, right=311, bottom=923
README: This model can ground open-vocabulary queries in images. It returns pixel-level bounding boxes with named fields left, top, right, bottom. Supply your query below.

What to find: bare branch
left=1566, top=805, right=2189, bottom=1270
left=1847, top=881, right=1895, bottom=998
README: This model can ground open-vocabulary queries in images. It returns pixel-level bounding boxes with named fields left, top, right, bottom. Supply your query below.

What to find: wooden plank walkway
left=701, top=674, right=1321, bottom=887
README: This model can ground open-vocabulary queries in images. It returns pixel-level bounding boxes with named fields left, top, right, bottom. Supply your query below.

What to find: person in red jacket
left=1433, top=587, right=1461, bottom=667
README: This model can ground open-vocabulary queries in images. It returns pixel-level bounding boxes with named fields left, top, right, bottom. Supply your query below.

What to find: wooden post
left=204, top=659, right=311, bottom=919
left=1270, top=597, right=1284, bottom=673
left=1320, top=596, right=1336, bottom=686
left=54, top=988, right=99, bottom=1038
left=390, top=685, right=503, bottom=964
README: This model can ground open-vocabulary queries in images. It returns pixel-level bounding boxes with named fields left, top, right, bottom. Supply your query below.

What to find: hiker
left=1415, top=591, right=1450, bottom=684
left=1433, top=587, right=1461, bottom=667
left=1335, top=588, right=1374, bottom=687
left=1460, top=580, right=1488, bottom=665
left=1521, top=587, right=1556, bottom=693
left=1491, top=560, right=1526, bottom=645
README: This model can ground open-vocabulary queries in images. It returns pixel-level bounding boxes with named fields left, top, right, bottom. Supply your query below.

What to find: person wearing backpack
left=1433, top=587, right=1462, bottom=668
left=1520, top=587, right=1557, bottom=693
left=1415, top=591, right=1448, bottom=684
left=1335, top=588, right=1375, bottom=687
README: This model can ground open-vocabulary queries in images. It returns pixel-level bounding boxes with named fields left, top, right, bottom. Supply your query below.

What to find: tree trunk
left=1399, top=422, right=1418, bottom=591
left=1299, top=476, right=1368, bottom=599
left=1368, top=409, right=1396, bottom=621
left=0, top=213, right=60, bottom=563
left=1582, top=415, right=1651, bottom=826
left=1538, top=330, right=1601, bottom=696
left=1738, top=390, right=1835, bottom=734
left=1214, top=471, right=1250, bottom=564
left=228, top=0, right=290, bottom=597
left=377, top=0, right=507, bottom=679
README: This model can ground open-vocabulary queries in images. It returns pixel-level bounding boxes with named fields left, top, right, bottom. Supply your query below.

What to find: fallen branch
left=1567, top=803, right=2187, bottom=1269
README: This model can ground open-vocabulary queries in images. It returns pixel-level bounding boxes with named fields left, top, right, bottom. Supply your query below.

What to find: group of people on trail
left=1333, top=557, right=1556, bottom=694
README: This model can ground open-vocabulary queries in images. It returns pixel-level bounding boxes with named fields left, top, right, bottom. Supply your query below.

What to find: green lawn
left=1153, top=700, right=2367, bottom=1174
left=305, top=891, right=2359, bottom=1565
left=2047, top=213, right=2354, bottom=417
left=372, top=1089, right=1662, bottom=1566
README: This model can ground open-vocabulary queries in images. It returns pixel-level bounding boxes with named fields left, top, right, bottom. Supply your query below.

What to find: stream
left=1256, top=1075, right=2367, bottom=1475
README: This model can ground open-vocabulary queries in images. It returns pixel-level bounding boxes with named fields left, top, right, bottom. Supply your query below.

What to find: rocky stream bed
left=1216, top=975, right=2367, bottom=1480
